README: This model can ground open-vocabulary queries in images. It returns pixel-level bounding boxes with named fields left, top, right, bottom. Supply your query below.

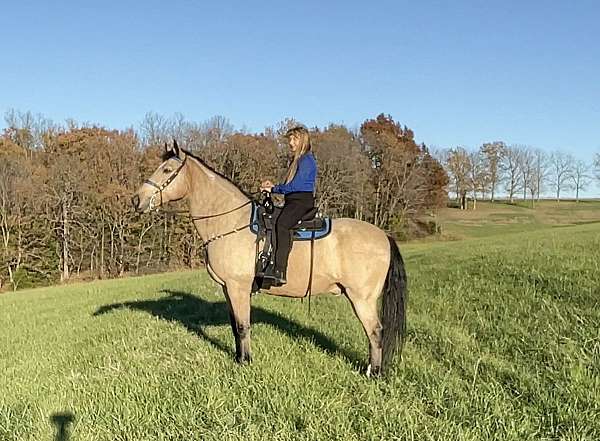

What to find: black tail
left=381, top=235, right=408, bottom=373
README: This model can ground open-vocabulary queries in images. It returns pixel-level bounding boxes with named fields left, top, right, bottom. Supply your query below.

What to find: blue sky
left=1, top=0, right=599, bottom=165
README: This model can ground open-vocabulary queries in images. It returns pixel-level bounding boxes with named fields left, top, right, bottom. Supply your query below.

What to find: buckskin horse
left=132, top=141, right=407, bottom=376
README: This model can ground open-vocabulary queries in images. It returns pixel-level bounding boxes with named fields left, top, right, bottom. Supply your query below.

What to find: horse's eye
left=163, top=168, right=172, bottom=173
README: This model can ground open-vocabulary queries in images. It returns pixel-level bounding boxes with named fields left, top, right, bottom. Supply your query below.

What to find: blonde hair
left=283, top=126, right=312, bottom=183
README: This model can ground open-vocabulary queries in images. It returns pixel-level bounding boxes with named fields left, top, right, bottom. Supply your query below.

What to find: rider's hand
left=260, top=180, right=274, bottom=192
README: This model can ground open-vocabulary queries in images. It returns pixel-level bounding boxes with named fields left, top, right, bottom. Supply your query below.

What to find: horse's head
left=132, top=140, right=189, bottom=213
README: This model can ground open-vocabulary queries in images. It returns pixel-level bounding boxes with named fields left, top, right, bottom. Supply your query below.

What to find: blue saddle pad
left=249, top=203, right=332, bottom=241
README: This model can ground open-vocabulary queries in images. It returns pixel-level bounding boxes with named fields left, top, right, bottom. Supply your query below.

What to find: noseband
left=144, top=156, right=187, bottom=210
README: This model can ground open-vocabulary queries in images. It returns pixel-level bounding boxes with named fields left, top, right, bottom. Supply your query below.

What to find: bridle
left=144, top=156, right=187, bottom=211
left=143, top=155, right=253, bottom=247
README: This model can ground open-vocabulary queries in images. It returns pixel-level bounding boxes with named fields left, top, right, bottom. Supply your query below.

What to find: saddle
left=249, top=195, right=332, bottom=292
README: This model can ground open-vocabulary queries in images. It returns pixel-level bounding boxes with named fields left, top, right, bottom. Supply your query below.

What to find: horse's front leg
left=223, top=281, right=253, bottom=364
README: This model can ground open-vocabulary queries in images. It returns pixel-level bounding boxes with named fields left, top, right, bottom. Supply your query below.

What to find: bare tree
left=594, top=153, right=600, bottom=183
left=4, top=109, right=54, bottom=152
left=444, top=147, right=471, bottom=209
left=518, top=147, right=536, bottom=203
left=480, top=142, right=504, bottom=202
left=500, top=145, right=523, bottom=203
left=532, top=149, right=550, bottom=201
left=139, top=112, right=170, bottom=147
left=571, top=160, right=592, bottom=202
left=467, top=149, right=489, bottom=209
left=549, top=151, right=574, bottom=202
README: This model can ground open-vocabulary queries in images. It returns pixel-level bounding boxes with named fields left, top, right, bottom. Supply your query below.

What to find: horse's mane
left=162, top=148, right=253, bottom=199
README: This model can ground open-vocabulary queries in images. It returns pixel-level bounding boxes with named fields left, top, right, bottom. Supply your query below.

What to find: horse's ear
left=172, top=139, right=186, bottom=160
left=164, top=142, right=171, bottom=153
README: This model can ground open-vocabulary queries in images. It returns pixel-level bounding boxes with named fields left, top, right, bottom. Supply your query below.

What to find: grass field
left=439, top=199, right=600, bottom=240
left=1, top=206, right=600, bottom=440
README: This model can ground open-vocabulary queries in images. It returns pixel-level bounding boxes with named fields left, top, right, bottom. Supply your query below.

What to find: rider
left=260, top=126, right=317, bottom=285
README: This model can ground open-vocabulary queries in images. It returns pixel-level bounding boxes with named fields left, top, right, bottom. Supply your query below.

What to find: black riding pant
left=275, top=192, right=314, bottom=272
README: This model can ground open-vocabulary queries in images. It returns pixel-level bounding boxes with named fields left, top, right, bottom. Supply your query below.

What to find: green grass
left=439, top=200, right=600, bottom=240
left=2, top=223, right=600, bottom=440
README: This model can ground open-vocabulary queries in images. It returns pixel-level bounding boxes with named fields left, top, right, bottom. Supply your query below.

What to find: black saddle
left=293, top=207, right=324, bottom=231
left=249, top=201, right=331, bottom=241
left=249, top=195, right=332, bottom=292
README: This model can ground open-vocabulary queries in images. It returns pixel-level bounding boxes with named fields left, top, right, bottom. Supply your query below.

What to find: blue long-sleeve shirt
left=272, top=153, right=317, bottom=194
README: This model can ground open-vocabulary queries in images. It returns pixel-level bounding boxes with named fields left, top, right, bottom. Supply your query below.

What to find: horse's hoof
left=366, top=364, right=381, bottom=378
left=236, top=354, right=252, bottom=365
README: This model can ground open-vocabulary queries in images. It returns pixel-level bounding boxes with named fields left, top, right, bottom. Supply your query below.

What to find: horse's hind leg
left=223, top=281, right=253, bottom=364
left=346, top=293, right=383, bottom=376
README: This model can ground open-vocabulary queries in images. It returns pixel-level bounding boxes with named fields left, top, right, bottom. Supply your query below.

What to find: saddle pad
left=249, top=202, right=332, bottom=241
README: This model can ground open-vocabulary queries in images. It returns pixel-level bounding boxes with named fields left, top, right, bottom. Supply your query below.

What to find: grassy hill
left=1, top=209, right=599, bottom=440
left=438, top=199, right=600, bottom=240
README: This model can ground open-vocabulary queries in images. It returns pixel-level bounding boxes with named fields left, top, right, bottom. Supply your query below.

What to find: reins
left=144, top=155, right=254, bottom=248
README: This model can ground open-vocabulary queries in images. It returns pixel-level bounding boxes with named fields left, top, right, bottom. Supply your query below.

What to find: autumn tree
left=0, top=137, right=31, bottom=289
left=420, top=148, right=449, bottom=213
left=0, top=109, right=453, bottom=291
left=4, top=109, right=54, bottom=153
left=360, top=114, right=446, bottom=233
left=311, top=125, right=373, bottom=218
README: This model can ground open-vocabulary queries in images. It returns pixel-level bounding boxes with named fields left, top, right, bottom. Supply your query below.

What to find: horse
left=132, top=140, right=407, bottom=376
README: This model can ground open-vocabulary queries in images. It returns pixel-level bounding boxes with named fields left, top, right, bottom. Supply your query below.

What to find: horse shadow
left=93, top=289, right=363, bottom=369
left=50, top=412, right=75, bottom=441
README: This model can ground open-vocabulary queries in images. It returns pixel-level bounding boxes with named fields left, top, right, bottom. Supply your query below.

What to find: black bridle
left=143, top=155, right=253, bottom=247
left=144, top=156, right=187, bottom=211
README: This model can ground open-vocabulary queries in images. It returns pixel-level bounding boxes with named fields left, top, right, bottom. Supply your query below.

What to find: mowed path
left=1, top=223, right=599, bottom=440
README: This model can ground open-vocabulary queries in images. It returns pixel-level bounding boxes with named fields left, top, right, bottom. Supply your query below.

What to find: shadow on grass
left=93, top=289, right=363, bottom=369
left=50, top=412, right=74, bottom=441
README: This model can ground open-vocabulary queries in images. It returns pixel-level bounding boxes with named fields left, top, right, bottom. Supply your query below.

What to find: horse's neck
left=186, top=157, right=251, bottom=241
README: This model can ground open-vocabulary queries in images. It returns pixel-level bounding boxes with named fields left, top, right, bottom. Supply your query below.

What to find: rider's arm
left=272, top=154, right=317, bottom=194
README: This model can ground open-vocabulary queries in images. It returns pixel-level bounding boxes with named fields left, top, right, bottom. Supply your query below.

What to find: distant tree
left=570, top=160, right=592, bottom=202
left=480, top=142, right=505, bottom=202
left=0, top=137, right=27, bottom=289
left=594, top=153, right=600, bottom=183
left=467, top=149, right=489, bottom=209
left=139, top=112, right=170, bottom=147
left=360, top=114, right=446, bottom=233
left=444, top=147, right=471, bottom=209
left=532, top=149, right=550, bottom=201
left=549, top=151, right=575, bottom=202
left=203, top=132, right=279, bottom=191
left=421, top=148, right=449, bottom=212
left=4, top=109, right=54, bottom=152
left=311, top=125, right=372, bottom=218
left=500, top=145, right=523, bottom=203
left=518, top=147, right=536, bottom=203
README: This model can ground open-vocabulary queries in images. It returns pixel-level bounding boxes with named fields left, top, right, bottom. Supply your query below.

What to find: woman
left=260, top=126, right=317, bottom=285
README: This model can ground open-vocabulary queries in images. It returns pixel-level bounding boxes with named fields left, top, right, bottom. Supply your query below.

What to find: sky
left=1, top=1, right=599, bottom=176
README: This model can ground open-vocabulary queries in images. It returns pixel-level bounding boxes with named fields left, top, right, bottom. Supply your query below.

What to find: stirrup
left=263, top=268, right=286, bottom=286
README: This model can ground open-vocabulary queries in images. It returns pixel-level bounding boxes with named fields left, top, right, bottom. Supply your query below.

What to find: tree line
left=441, top=143, right=599, bottom=209
left=0, top=111, right=447, bottom=290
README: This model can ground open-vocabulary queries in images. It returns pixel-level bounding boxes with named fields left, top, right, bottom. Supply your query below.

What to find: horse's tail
left=381, top=235, right=408, bottom=373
